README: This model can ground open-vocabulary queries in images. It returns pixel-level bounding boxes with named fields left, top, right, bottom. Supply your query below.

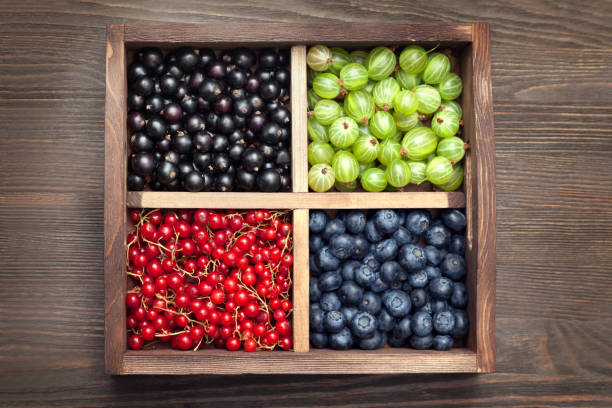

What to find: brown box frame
left=105, top=23, right=495, bottom=374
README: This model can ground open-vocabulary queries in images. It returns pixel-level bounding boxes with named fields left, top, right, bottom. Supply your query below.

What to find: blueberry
left=350, top=311, right=377, bottom=339
left=432, top=334, right=454, bottom=350
left=398, top=244, right=427, bottom=271
left=425, top=223, right=451, bottom=248
left=433, top=311, right=456, bottom=334
left=380, top=261, right=401, bottom=284
left=424, top=265, right=442, bottom=280
left=405, top=210, right=431, bottom=235
left=309, top=210, right=328, bottom=233
left=431, top=299, right=450, bottom=314
left=354, top=264, right=376, bottom=287
left=341, top=260, right=361, bottom=281
left=410, top=334, right=433, bottom=350
left=309, top=234, right=324, bottom=253
left=382, top=290, right=412, bottom=318
left=322, top=218, right=346, bottom=241
left=341, top=306, right=359, bottom=323
left=401, top=280, right=412, bottom=292
left=316, top=246, right=340, bottom=271
left=441, top=209, right=467, bottom=232
left=408, top=269, right=428, bottom=288
left=398, top=268, right=410, bottom=282
left=338, top=280, right=363, bottom=306
left=320, top=292, right=341, bottom=312
left=417, top=301, right=433, bottom=315
left=370, top=274, right=389, bottom=293
left=396, top=210, right=407, bottom=225
left=388, top=333, right=407, bottom=347
left=310, top=332, right=328, bottom=348
left=389, top=280, right=402, bottom=290
left=423, top=245, right=442, bottom=266
left=377, top=308, right=396, bottom=332
left=329, top=233, right=355, bottom=260
left=362, top=254, right=380, bottom=272
left=310, top=305, right=326, bottom=332
left=329, top=327, right=354, bottom=350
left=392, top=226, right=418, bottom=245
left=374, top=209, right=400, bottom=235
left=451, top=309, right=469, bottom=339
left=310, top=254, right=321, bottom=277
left=309, top=277, right=322, bottom=302
left=351, top=234, right=369, bottom=260
left=359, top=291, right=382, bottom=314
left=448, top=234, right=466, bottom=255
left=439, top=247, right=448, bottom=259
left=392, top=316, right=412, bottom=339
left=411, top=311, right=433, bottom=336
left=450, top=282, right=468, bottom=308
left=324, top=310, right=347, bottom=333
left=440, top=253, right=466, bottom=281
left=429, top=277, right=453, bottom=300
left=410, top=288, right=428, bottom=308
left=359, top=330, right=384, bottom=350
left=373, top=238, right=399, bottom=262
left=345, top=210, right=367, bottom=234
left=364, top=219, right=383, bottom=242
left=318, top=270, right=343, bottom=292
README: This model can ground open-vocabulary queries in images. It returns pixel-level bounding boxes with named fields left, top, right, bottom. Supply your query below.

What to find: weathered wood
left=291, top=209, right=309, bottom=352
left=104, top=24, right=127, bottom=375
left=470, top=23, right=496, bottom=373
left=127, top=191, right=466, bottom=209
left=290, top=45, right=308, bottom=192
left=123, top=23, right=472, bottom=46
left=121, top=348, right=477, bottom=374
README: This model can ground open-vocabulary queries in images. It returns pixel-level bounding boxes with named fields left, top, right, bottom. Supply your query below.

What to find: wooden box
left=105, top=23, right=495, bottom=374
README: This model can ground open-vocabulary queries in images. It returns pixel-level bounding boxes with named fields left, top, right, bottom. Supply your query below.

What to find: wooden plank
left=460, top=42, right=477, bottom=356
left=471, top=22, right=496, bottom=373
left=127, top=191, right=466, bottom=209
left=123, top=23, right=472, bottom=46
left=291, top=45, right=308, bottom=192
left=121, top=348, right=477, bottom=374
left=291, top=210, right=309, bottom=352
left=104, top=24, right=127, bottom=375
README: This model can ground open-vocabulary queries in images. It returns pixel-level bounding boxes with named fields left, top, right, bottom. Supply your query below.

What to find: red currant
left=128, top=334, right=143, bottom=350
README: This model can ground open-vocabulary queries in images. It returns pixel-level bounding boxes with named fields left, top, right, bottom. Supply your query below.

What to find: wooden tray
left=105, top=23, right=495, bottom=374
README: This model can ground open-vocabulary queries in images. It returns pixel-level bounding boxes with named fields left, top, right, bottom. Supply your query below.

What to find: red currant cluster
left=125, top=208, right=293, bottom=352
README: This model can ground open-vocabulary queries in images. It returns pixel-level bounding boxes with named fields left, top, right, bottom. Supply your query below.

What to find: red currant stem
left=143, top=340, right=160, bottom=350
left=155, top=330, right=188, bottom=337
left=193, top=336, right=204, bottom=351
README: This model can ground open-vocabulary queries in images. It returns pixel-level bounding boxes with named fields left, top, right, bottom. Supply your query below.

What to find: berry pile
left=306, top=45, right=465, bottom=193
left=126, top=209, right=294, bottom=352
left=309, top=208, right=468, bottom=350
left=127, top=47, right=292, bottom=192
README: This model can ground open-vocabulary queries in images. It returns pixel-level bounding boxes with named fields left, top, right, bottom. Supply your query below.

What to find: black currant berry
left=127, top=173, right=146, bottom=191
left=232, top=47, right=256, bottom=70
left=156, top=137, right=171, bottom=153
left=177, top=48, right=198, bottom=73
left=270, top=107, right=291, bottom=126
left=193, top=152, right=213, bottom=172
left=214, top=95, right=232, bottom=115
left=217, top=114, right=235, bottom=135
left=228, top=143, right=245, bottom=163
left=199, top=78, right=223, bottom=102
left=193, top=130, right=213, bottom=152
left=207, top=61, right=226, bottom=80
left=258, top=48, right=277, bottom=69
left=227, top=69, right=247, bottom=88
left=242, top=148, right=264, bottom=172
left=164, top=150, right=180, bottom=165
left=257, top=168, right=281, bottom=192
left=233, top=98, right=252, bottom=117
left=144, top=95, right=164, bottom=114
left=181, top=95, right=198, bottom=114
left=128, top=112, right=146, bottom=131
left=145, top=116, right=166, bottom=141
left=128, top=63, right=147, bottom=83
left=177, top=161, right=195, bottom=179
left=138, top=47, right=163, bottom=71
left=275, top=68, right=290, bottom=86
left=248, top=112, right=267, bottom=132
left=183, top=171, right=205, bottom=192
left=130, top=132, right=154, bottom=152
left=157, top=161, right=178, bottom=185
left=260, top=122, right=283, bottom=144
left=172, top=132, right=192, bottom=154
left=127, top=93, right=144, bottom=111
left=246, top=77, right=260, bottom=93
left=215, top=173, right=234, bottom=192
left=212, top=134, right=229, bottom=153
left=131, top=76, right=155, bottom=96
left=197, top=48, right=216, bottom=70
left=185, top=114, right=206, bottom=133
left=131, top=152, right=156, bottom=177
left=213, top=153, right=230, bottom=173
left=260, top=80, right=281, bottom=101
left=237, top=168, right=256, bottom=191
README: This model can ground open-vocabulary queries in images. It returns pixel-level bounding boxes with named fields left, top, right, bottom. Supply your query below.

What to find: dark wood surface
left=0, top=0, right=611, bottom=405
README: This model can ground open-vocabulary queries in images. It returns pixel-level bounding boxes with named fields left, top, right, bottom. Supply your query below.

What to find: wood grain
left=290, top=45, right=308, bottom=192
left=291, top=209, right=309, bottom=352
left=127, top=191, right=466, bottom=209
left=470, top=23, right=496, bottom=373
left=1, top=0, right=612, bottom=405
left=103, top=24, right=126, bottom=375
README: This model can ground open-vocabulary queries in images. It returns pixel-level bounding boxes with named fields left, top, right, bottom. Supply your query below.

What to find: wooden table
left=0, top=0, right=610, bottom=406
